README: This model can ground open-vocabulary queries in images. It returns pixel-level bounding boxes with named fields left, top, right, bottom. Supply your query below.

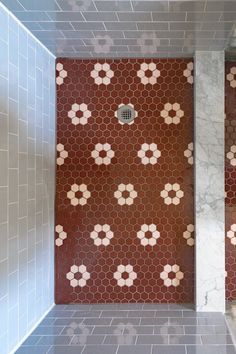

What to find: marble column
left=194, top=51, right=225, bottom=312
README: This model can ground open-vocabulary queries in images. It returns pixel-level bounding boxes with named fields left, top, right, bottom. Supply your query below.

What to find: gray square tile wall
left=2, top=0, right=236, bottom=58
left=0, top=3, right=55, bottom=354
left=15, top=304, right=236, bottom=354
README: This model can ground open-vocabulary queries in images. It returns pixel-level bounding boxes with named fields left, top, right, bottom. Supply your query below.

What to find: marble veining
left=194, top=51, right=225, bottom=312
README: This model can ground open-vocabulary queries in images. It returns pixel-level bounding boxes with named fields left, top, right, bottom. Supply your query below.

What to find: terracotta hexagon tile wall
left=56, top=58, right=194, bottom=303
left=225, top=62, right=236, bottom=301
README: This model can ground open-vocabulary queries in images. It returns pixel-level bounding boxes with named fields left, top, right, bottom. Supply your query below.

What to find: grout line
left=46, top=345, right=53, bottom=354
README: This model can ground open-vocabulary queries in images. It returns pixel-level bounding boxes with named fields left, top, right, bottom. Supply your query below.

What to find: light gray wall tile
left=8, top=240, right=18, bottom=274
left=104, top=22, right=137, bottom=31
left=185, top=31, right=215, bottom=39
left=9, top=168, right=18, bottom=203
left=202, top=22, right=234, bottom=31
left=0, top=259, right=8, bottom=298
left=0, top=39, right=8, bottom=78
left=0, top=224, right=7, bottom=262
left=19, top=185, right=27, bottom=219
left=95, top=1, right=132, bottom=11
left=152, top=12, right=186, bottom=22
left=0, top=113, right=8, bottom=150
left=18, top=0, right=60, bottom=11
left=72, top=22, right=106, bottom=30
left=124, top=30, right=184, bottom=39
left=14, top=11, right=51, bottom=22
left=9, top=64, right=19, bottom=101
left=117, top=12, right=151, bottom=22
left=0, top=4, right=55, bottom=354
left=32, top=30, right=64, bottom=39
left=9, top=133, right=18, bottom=169
left=19, top=153, right=27, bottom=185
left=47, top=12, right=84, bottom=22
left=62, top=30, right=94, bottom=39
left=56, top=0, right=96, bottom=11
left=9, top=99, right=19, bottom=135
left=38, top=22, right=74, bottom=31
left=169, top=1, right=205, bottom=12
left=0, top=76, right=8, bottom=114
left=93, top=30, right=124, bottom=38
left=187, top=12, right=221, bottom=22
left=137, top=22, right=169, bottom=30
left=22, top=22, right=42, bottom=31
left=0, top=151, right=8, bottom=186
left=206, top=1, right=236, bottom=12
left=9, top=202, right=18, bottom=238
left=170, top=22, right=202, bottom=31
left=131, top=1, right=168, bottom=12
left=83, top=11, right=118, bottom=22
left=220, top=12, right=236, bottom=22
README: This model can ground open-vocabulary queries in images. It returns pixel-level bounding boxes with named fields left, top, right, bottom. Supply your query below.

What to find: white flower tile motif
left=138, top=143, right=161, bottom=165
left=57, top=143, right=68, bottom=166
left=66, top=264, right=90, bottom=288
left=114, top=184, right=137, bottom=206
left=55, top=224, right=67, bottom=247
left=137, top=33, right=160, bottom=54
left=137, top=224, right=160, bottom=246
left=91, top=143, right=114, bottom=165
left=90, top=224, right=114, bottom=246
left=160, top=183, right=184, bottom=205
left=159, top=320, right=183, bottom=343
left=113, top=323, right=137, bottom=345
left=67, top=183, right=91, bottom=206
left=115, top=103, right=137, bottom=125
left=184, top=142, right=193, bottom=165
left=56, top=63, right=67, bottom=86
left=114, top=264, right=137, bottom=287
left=183, top=224, right=194, bottom=246
left=227, top=145, right=236, bottom=166
left=66, top=322, right=90, bottom=346
left=137, top=62, right=160, bottom=85
left=227, top=224, right=236, bottom=245
left=68, top=103, right=91, bottom=126
left=160, top=103, right=184, bottom=125
left=183, top=62, right=193, bottom=84
left=67, top=0, right=92, bottom=11
left=160, top=264, right=184, bottom=287
left=91, top=35, right=114, bottom=54
left=91, top=63, right=114, bottom=85
left=227, top=67, right=236, bottom=88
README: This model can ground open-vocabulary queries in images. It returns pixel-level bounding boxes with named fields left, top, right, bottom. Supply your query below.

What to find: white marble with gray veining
left=194, top=51, right=225, bottom=313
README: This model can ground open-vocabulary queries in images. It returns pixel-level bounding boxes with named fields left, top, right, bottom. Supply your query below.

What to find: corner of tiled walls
left=0, top=3, right=56, bottom=354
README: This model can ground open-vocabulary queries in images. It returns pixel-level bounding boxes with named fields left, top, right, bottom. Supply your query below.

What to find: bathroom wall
left=225, top=61, right=236, bottom=301
left=56, top=58, right=194, bottom=303
left=0, top=4, right=55, bottom=353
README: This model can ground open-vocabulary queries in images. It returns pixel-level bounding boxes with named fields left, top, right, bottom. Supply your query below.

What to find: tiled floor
left=16, top=304, right=236, bottom=354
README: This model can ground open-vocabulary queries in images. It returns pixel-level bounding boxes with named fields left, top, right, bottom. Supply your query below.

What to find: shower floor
left=15, top=304, right=235, bottom=354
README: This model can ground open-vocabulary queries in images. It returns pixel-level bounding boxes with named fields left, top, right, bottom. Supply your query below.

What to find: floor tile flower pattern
left=56, top=59, right=194, bottom=303
left=225, top=62, right=236, bottom=301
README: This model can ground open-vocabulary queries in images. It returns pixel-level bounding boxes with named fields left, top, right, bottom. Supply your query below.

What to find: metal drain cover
left=117, top=105, right=136, bottom=124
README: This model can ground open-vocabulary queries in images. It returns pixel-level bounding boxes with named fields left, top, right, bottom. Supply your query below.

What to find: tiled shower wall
left=56, top=58, right=194, bottom=303
left=0, top=4, right=55, bottom=354
left=225, top=61, right=236, bottom=301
